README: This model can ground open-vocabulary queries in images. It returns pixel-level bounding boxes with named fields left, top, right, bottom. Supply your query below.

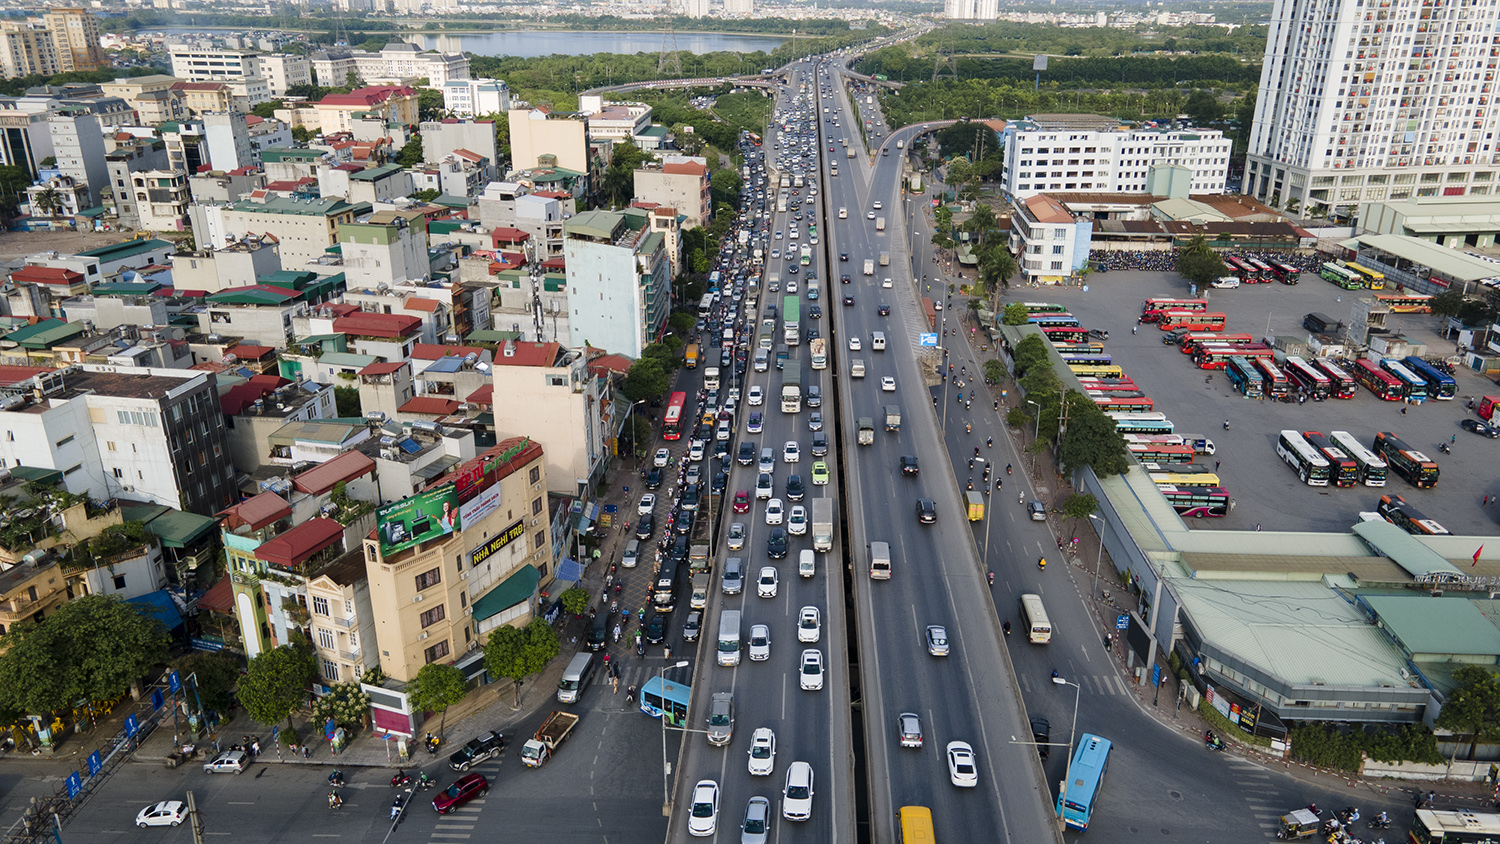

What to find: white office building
left=1000, top=116, right=1232, bottom=200
left=944, top=0, right=997, bottom=19
left=442, top=78, right=511, bottom=119
left=1245, top=0, right=1500, bottom=218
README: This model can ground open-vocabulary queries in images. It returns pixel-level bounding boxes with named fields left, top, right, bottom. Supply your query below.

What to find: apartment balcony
left=230, top=569, right=260, bottom=587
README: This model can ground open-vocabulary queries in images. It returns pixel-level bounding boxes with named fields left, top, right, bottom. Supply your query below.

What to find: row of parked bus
left=1275, top=430, right=1439, bottom=490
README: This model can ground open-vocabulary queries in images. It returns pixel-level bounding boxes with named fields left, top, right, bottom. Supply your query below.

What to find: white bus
left=1276, top=430, right=1331, bottom=486
left=1019, top=593, right=1052, bottom=644
left=697, top=293, right=715, bottom=318
left=1330, top=430, right=1388, bottom=487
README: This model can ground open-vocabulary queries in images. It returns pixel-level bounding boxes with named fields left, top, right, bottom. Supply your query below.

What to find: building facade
left=441, top=78, right=511, bottom=119
left=563, top=209, right=671, bottom=358
left=1001, top=116, right=1233, bottom=200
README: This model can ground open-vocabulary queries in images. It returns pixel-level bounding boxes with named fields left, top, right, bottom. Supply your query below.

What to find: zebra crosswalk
left=1017, top=672, right=1134, bottom=697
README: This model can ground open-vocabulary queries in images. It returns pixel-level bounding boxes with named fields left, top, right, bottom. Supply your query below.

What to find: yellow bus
left=1068, top=363, right=1125, bottom=378
left=1019, top=593, right=1053, bottom=643
left=1344, top=261, right=1386, bottom=289
left=899, top=806, right=936, bottom=844
left=1148, top=471, right=1223, bottom=488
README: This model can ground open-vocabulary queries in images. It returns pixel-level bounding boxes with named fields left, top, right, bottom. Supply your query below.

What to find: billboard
left=469, top=519, right=526, bottom=567
left=459, top=479, right=504, bottom=528
left=375, top=482, right=459, bottom=556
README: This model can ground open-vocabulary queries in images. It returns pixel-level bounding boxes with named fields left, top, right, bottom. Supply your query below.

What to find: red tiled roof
left=533, top=190, right=571, bottom=199
left=466, top=384, right=493, bottom=405
left=403, top=297, right=440, bottom=313
left=254, top=517, right=344, bottom=567
left=218, top=490, right=291, bottom=531
left=292, top=449, right=376, bottom=496
left=324, top=302, right=361, bottom=317
left=411, top=343, right=485, bottom=361
left=228, top=344, right=274, bottom=360
left=399, top=396, right=461, bottom=416
left=452, top=149, right=483, bottom=163
left=491, top=226, right=530, bottom=244
left=334, top=313, right=422, bottom=338
left=358, top=360, right=406, bottom=376
left=540, top=257, right=566, bottom=270
left=12, top=266, right=84, bottom=286
left=492, top=340, right=561, bottom=368
left=430, top=436, right=544, bottom=493
left=197, top=576, right=234, bottom=614
left=0, top=364, right=54, bottom=388
left=662, top=161, right=707, bottom=177
left=587, top=354, right=632, bottom=377
left=319, top=85, right=416, bottom=108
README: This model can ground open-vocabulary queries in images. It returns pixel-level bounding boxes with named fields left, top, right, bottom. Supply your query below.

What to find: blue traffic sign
left=1152, top=664, right=1164, bottom=687
left=919, top=333, right=939, bottom=347
left=1115, top=614, right=1129, bottom=630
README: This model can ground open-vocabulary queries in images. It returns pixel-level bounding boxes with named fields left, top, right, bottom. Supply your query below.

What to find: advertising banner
left=459, top=480, right=504, bottom=528
left=376, top=482, right=458, bottom=556
left=469, top=519, right=526, bottom=567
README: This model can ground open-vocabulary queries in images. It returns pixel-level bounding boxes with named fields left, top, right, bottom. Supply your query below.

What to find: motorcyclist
left=1038, top=557, right=1046, bottom=570
left=1002, top=619, right=1011, bottom=635
left=1223, top=419, right=1231, bottom=430
left=987, top=571, right=994, bottom=586
left=391, top=797, right=403, bottom=820
left=328, top=770, right=344, bottom=787
left=328, top=792, right=342, bottom=809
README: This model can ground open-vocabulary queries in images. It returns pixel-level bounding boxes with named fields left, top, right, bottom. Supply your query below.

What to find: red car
left=432, top=773, right=488, bottom=814
left=733, top=491, right=751, bottom=513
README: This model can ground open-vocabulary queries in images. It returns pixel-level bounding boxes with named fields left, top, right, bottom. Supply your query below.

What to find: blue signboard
left=67, top=771, right=82, bottom=798
left=919, top=333, right=939, bottom=347
left=151, top=689, right=165, bottom=711
left=125, top=714, right=139, bottom=737
left=1115, top=614, right=1129, bottom=630
left=1152, top=664, right=1163, bottom=687
left=168, top=671, right=181, bottom=694
left=87, top=752, right=101, bottom=778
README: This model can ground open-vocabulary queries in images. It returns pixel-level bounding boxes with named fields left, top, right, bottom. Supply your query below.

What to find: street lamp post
left=622, top=399, right=648, bottom=469
left=1025, top=399, right=1041, bottom=474
left=1088, top=513, right=1107, bottom=599
left=660, top=659, right=690, bottom=817
left=1054, top=677, right=1083, bottom=831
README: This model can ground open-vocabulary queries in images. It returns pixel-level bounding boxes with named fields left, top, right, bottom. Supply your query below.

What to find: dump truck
left=884, top=404, right=901, bottom=432
left=879, top=251, right=889, bottom=267
left=857, top=417, right=875, bottom=445
left=521, top=711, right=579, bottom=767
left=811, top=498, right=834, bottom=553
left=863, top=258, right=875, bottom=276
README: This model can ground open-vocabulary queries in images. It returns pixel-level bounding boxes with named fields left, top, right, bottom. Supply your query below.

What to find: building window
left=112, top=574, right=126, bottom=590
left=312, top=596, right=330, bottom=616
left=415, top=568, right=441, bottom=591
left=532, top=497, right=543, bottom=516
left=535, top=530, right=547, bottom=551
left=113, top=468, right=124, bottom=478
left=316, top=627, right=335, bottom=649
left=321, top=658, right=339, bottom=681
left=423, top=640, right=451, bottom=664
left=56, top=435, right=74, bottom=447
left=419, top=604, right=447, bottom=628
left=529, top=466, right=541, bottom=484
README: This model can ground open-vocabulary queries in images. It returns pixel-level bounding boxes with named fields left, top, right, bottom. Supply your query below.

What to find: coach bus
left=1248, top=258, right=1276, bottom=281
left=1127, top=441, right=1196, bottom=464
left=1180, top=333, right=1254, bottom=355
left=1379, top=358, right=1427, bottom=401
left=1059, top=734, right=1113, bottom=830
left=1068, top=363, right=1125, bottom=378
left=1141, top=297, right=1208, bottom=317
left=1156, top=310, right=1228, bottom=331
left=1029, top=313, right=1082, bottom=328
left=1194, top=343, right=1274, bottom=370
left=1377, top=494, right=1450, bottom=536
left=1078, top=377, right=1138, bottom=392
left=661, top=391, right=688, bottom=440
left=1409, top=807, right=1500, bottom=844
left=1022, top=302, right=1068, bottom=314
left=1321, top=262, right=1363, bottom=289
left=1019, top=593, right=1053, bottom=643
left=1226, top=356, right=1265, bottom=398
left=1149, top=469, right=1222, bottom=488
left=1060, top=354, right=1113, bottom=367
left=1329, top=431, right=1387, bottom=487
left=1352, top=359, right=1405, bottom=401
left=1253, top=358, right=1290, bottom=398
left=1276, top=430, right=1332, bottom=486
left=898, top=807, right=936, bottom=844
left=1107, top=412, right=1175, bottom=434
left=1401, top=356, right=1457, bottom=400
left=1042, top=326, right=1089, bottom=345
left=1283, top=356, right=1331, bottom=400
left=1314, top=358, right=1358, bottom=398
left=1221, top=256, right=1252, bottom=281
left=1373, top=292, right=1434, bottom=313
left=1344, top=261, right=1386, bottom=289
left=1373, top=432, right=1440, bottom=488
left=1303, top=431, right=1360, bottom=487
left=1051, top=342, right=1107, bottom=356
left=1091, top=394, right=1154, bottom=414
left=1271, top=261, right=1302, bottom=284
left=1159, top=485, right=1231, bottom=518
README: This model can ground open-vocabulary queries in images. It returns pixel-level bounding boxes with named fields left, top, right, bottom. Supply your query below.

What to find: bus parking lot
left=1029, top=268, right=1499, bottom=535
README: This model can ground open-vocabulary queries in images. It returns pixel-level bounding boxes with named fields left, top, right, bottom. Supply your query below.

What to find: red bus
left=661, top=391, right=688, bottom=440
left=1092, top=395, right=1154, bottom=413
left=1271, top=262, right=1302, bottom=284
left=1179, top=333, right=1254, bottom=355
left=1077, top=377, right=1138, bottom=392
left=1248, top=258, right=1275, bottom=282
left=1157, top=311, right=1227, bottom=331
left=1314, top=358, right=1358, bottom=398
left=1041, top=326, right=1088, bottom=344
left=1283, top=356, right=1331, bottom=399
left=1303, top=431, right=1360, bottom=487
left=1223, top=256, right=1254, bottom=281
left=1352, top=359, right=1405, bottom=401
left=1193, top=343, right=1273, bottom=370
left=1253, top=357, right=1290, bottom=397
left=1141, top=297, right=1208, bottom=319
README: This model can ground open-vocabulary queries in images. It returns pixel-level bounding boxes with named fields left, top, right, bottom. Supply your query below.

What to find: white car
left=765, top=498, right=785, bottom=525
left=783, top=761, right=815, bottom=821
left=787, top=505, right=807, bottom=535
left=653, top=448, right=671, bottom=467
left=946, top=741, right=979, bottom=787
left=748, top=727, right=777, bottom=775
left=637, top=494, right=656, bottom=515
left=848, top=336, right=861, bottom=351
left=756, top=473, right=774, bottom=499
left=881, top=376, right=896, bottom=392
left=748, top=386, right=764, bottom=406
left=1212, top=276, right=1241, bottom=289
left=749, top=624, right=772, bottom=661
left=783, top=441, right=800, bottom=463
left=688, top=779, right=720, bottom=836
left=867, top=211, right=876, bottom=220
left=787, top=281, right=798, bottom=294
left=882, top=277, right=893, bottom=288
left=758, top=566, right=779, bottom=597
left=798, top=606, right=821, bottom=642
left=136, top=801, right=187, bottom=828
left=688, top=441, right=705, bottom=462
left=728, top=522, right=746, bottom=551
left=716, top=420, right=732, bottom=441
left=873, top=201, right=882, bottom=210
left=799, top=649, right=824, bottom=690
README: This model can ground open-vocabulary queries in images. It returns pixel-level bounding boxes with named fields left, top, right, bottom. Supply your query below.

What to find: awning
left=128, top=589, right=184, bottom=631
left=470, top=564, right=540, bottom=622
left=554, top=557, right=584, bottom=585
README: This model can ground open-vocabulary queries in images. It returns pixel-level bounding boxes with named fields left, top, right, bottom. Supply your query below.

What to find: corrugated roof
left=1352, top=521, right=1460, bottom=577
left=1341, top=232, right=1500, bottom=283
left=1365, top=595, right=1500, bottom=657
left=293, top=449, right=376, bottom=495
left=399, top=396, right=460, bottom=416
left=254, top=517, right=345, bottom=567
left=218, top=490, right=292, bottom=531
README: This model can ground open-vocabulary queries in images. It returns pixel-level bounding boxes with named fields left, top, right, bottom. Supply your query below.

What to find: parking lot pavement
left=1033, top=269, right=1500, bottom=535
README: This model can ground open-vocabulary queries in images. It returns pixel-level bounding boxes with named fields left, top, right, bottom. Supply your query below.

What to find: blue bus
left=1226, top=356, right=1264, bottom=398
left=1401, top=356, right=1457, bottom=400
left=1059, top=353, right=1113, bottom=367
left=1059, top=733, right=1112, bottom=830
left=1029, top=313, right=1082, bottom=328
left=639, top=675, right=691, bottom=726
left=1380, top=358, right=1428, bottom=401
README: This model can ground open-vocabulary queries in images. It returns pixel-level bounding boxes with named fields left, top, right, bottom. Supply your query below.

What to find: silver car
left=708, top=692, right=734, bottom=746
left=741, top=795, right=772, bottom=844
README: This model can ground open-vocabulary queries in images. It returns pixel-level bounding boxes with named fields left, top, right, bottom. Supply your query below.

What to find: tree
left=0, top=164, right=32, bottom=201
left=1184, top=89, right=1223, bottom=124
left=417, top=88, right=446, bottom=122
left=1001, top=303, right=1030, bottom=326
left=396, top=137, right=424, bottom=168
left=641, top=342, right=681, bottom=373
left=709, top=168, right=742, bottom=211
left=483, top=618, right=560, bottom=707
left=1058, top=394, right=1131, bottom=477
left=407, top=662, right=467, bottom=738
left=668, top=312, right=695, bottom=334
left=1176, top=235, right=1225, bottom=289
left=965, top=203, right=998, bottom=244
left=291, top=126, right=315, bottom=143
left=984, top=359, right=1006, bottom=384
left=1233, top=89, right=1257, bottom=129
left=333, top=386, right=360, bottom=417
left=945, top=157, right=973, bottom=191
left=413, top=188, right=441, bottom=203
left=171, top=651, right=241, bottom=715
left=558, top=586, right=591, bottom=617
left=32, top=187, right=61, bottom=217
left=308, top=678, right=371, bottom=731
left=251, top=100, right=283, bottom=119
left=621, top=357, right=668, bottom=402
left=0, top=594, right=170, bottom=717
left=236, top=644, right=315, bottom=730
left=1011, top=334, right=1051, bottom=376
left=1062, top=492, right=1099, bottom=538
left=1438, top=666, right=1500, bottom=759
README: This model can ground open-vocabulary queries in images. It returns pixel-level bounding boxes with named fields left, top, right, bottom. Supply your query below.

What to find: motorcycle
left=424, top=733, right=441, bottom=754
left=328, top=791, right=343, bottom=810
left=390, top=771, right=412, bottom=788
left=1002, top=620, right=1011, bottom=636
left=1037, top=557, right=1047, bottom=571
left=1439, top=442, right=1452, bottom=454
left=1368, top=812, right=1391, bottom=830
left=987, top=571, right=994, bottom=586
left=1205, top=732, right=1226, bottom=752
left=415, top=772, right=436, bottom=792
left=1338, top=807, right=1360, bottom=825
left=1223, top=420, right=1231, bottom=431
left=328, top=770, right=345, bottom=788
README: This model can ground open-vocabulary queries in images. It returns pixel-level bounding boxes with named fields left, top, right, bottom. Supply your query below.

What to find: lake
left=406, top=30, right=786, bottom=58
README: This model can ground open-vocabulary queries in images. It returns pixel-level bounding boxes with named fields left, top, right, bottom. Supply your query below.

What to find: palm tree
left=32, top=186, right=60, bottom=217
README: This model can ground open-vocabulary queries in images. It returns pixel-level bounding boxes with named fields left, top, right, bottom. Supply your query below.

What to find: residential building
left=0, top=105, right=54, bottom=179
left=356, top=360, right=414, bottom=421
left=723, top=0, right=754, bottom=15
left=318, top=162, right=413, bottom=205
left=679, top=0, right=709, bottom=17
left=362, top=437, right=553, bottom=685
left=578, top=96, right=652, bottom=144
left=309, top=42, right=469, bottom=90
left=1000, top=115, right=1232, bottom=200
left=25, top=173, right=91, bottom=220
left=194, top=195, right=368, bottom=267
left=254, top=54, right=313, bottom=98
left=47, top=111, right=107, bottom=206
left=944, top=0, right=998, bottom=18
left=60, top=292, right=168, bottom=332
left=75, top=238, right=173, bottom=276
left=0, top=22, right=64, bottom=79
left=306, top=549, right=379, bottom=685
left=1245, top=0, right=1500, bottom=217
left=563, top=208, right=671, bottom=358
left=189, top=166, right=266, bottom=205
left=315, top=86, right=419, bottom=137
left=204, top=113, right=255, bottom=172
left=634, top=156, right=711, bottom=228
left=169, top=82, right=235, bottom=117
left=260, top=146, right=331, bottom=182
left=130, top=169, right=190, bottom=232
left=101, top=75, right=184, bottom=125
left=105, top=141, right=171, bottom=231
left=0, top=553, right=70, bottom=637
left=486, top=341, right=606, bottom=493
left=339, top=209, right=431, bottom=289
left=1008, top=193, right=1092, bottom=284
left=421, top=119, right=499, bottom=173
left=441, top=78, right=510, bottom=119
left=42, top=8, right=103, bottom=73
left=412, top=152, right=489, bottom=199
left=220, top=374, right=338, bottom=473
left=508, top=106, right=589, bottom=174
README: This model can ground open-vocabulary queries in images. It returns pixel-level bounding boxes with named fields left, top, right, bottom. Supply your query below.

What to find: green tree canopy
left=1183, top=89, right=1223, bottom=123
left=558, top=586, right=591, bottom=617
left=1011, top=334, right=1052, bottom=376
left=1059, top=394, right=1130, bottom=477
left=1436, top=666, right=1500, bottom=759
left=237, top=644, right=315, bottom=729
left=484, top=618, right=560, bottom=707
left=417, top=88, right=446, bottom=122
left=641, top=342, right=682, bottom=373
left=1176, top=235, right=1226, bottom=289
left=172, top=651, right=241, bottom=715
left=407, top=662, right=467, bottom=736
left=396, top=137, right=424, bottom=168
left=621, top=357, right=668, bottom=402
left=0, top=594, right=170, bottom=716
left=333, top=386, right=361, bottom=417
left=308, top=677, right=371, bottom=731
left=1002, top=303, right=1030, bottom=325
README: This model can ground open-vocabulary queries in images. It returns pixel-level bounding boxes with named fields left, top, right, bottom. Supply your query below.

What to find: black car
left=785, top=475, right=805, bottom=501
left=675, top=509, right=695, bottom=535
left=635, top=512, right=655, bottom=540
left=712, top=440, right=730, bottom=461
left=878, top=302, right=891, bottom=316
left=448, top=731, right=505, bottom=772
left=915, top=498, right=937, bottom=524
left=738, top=442, right=757, bottom=465
left=900, top=455, right=920, bottom=476
left=809, top=305, right=822, bottom=320
left=843, top=294, right=854, bottom=306
left=1461, top=418, right=1500, bottom=438
left=670, top=535, right=690, bottom=564
left=840, top=274, right=851, bottom=284
left=586, top=613, right=609, bottom=650
left=767, top=527, right=788, bottom=559
left=810, top=431, right=828, bottom=456
left=645, top=613, right=667, bottom=644
left=645, top=466, right=664, bottom=490
left=807, top=385, right=822, bottom=408
left=1030, top=717, right=1051, bottom=759
left=712, top=470, right=729, bottom=495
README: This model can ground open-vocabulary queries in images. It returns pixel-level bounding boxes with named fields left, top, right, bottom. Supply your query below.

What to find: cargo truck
left=685, top=344, right=699, bottom=369
left=521, top=711, right=579, bottom=767
left=690, top=573, right=709, bottom=609
left=884, top=404, right=901, bottom=432
left=811, top=498, right=834, bottom=553
left=1179, top=435, right=1217, bottom=455
left=781, top=368, right=803, bottom=413
left=876, top=217, right=886, bottom=231
left=863, top=258, right=875, bottom=276
left=689, top=542, right=711, bottom=575
left=879, top=251, right=889, bottom=267
left=783, top=296, right=800, bottom=345
left=846, top=148, right=856, bottom=159
left=857, top=417, right=875, bottom=445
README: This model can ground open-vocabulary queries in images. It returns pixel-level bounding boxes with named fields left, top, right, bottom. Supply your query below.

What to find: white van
left=557, top=652, right=595, bottom=703
left=869, top=541, right=891, bottom=580
left=798, top=549, right=816, bottom=578
left=717, top=609, right=743, bottom=666
left=871, top=331, right=886, bottom=351
left=754, top=349, right=770, bottom=372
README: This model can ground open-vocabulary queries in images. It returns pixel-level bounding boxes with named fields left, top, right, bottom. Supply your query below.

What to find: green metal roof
left=92, top=281, right=164, bottom=296
left=1352, top=520, right=1460, bottom=577
left=433, top=195, right=470, bottom=209
left=120, top=503, right=219, bottom=549
left=206, top=287, right=302, bottom=305
left=564, top=209, right=621, bottom=240
left=78, top=238, right=172, bottom=261
left=260, top=147, right=327, bottom=162
left=229, top=196, right=363, bottom=217
left=1364, top=595, right=1500, bottom=658
left=465, top=329, right=522, bottom=344
left=637, top=125, right=668, bottom=138
left=259, top=270, right=320, bottom=289
left=8, top=465, right=64, bottom=485
left=317, top=351, right=375, bottom=368
left=6, top=319, right=85, bottom=349
left=349, top=163, right=405, bottom=182
left=471, top=564, right=539, bottom=621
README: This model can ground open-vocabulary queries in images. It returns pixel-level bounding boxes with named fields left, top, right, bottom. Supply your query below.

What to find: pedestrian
left=1214, top=460, right=1220, bottom=471
left=303, top=744, right=311, bottom=760
left=1452, top=434, right=1457, bottom=444
left=1401, top=406, right=1407, bottom=415
left=1104, top=633, right=1112, bottom=650
left=251, top=739, right=260, bottom=757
